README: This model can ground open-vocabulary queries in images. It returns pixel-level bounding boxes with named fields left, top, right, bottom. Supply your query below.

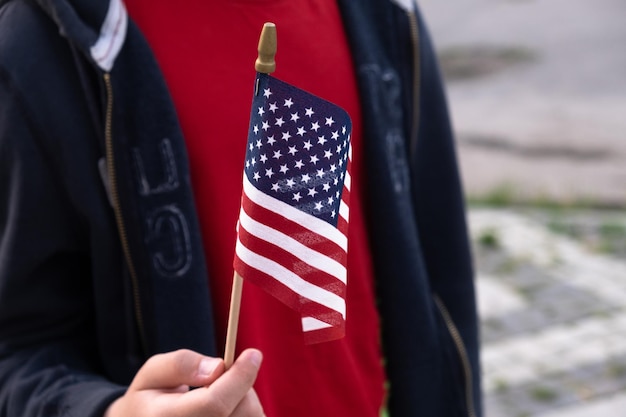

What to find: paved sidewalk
left=420, top=0, right=626, bottom=204
left=469, top=208, right=626, bottom=417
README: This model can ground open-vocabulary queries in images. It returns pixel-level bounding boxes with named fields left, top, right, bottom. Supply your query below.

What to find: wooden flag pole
left=224, top=271, right=244, bottom=369
left=224, top=22, right=277, bottom=370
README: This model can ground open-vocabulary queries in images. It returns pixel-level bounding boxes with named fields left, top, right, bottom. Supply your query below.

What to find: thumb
left=130, top=349, right=225, bottom=391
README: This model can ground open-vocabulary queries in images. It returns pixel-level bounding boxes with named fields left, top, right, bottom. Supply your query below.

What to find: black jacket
left=0, top=0, right=482, bottom=415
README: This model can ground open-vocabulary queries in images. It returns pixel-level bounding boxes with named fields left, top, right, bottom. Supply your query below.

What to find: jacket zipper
left=103, top=73, right=148, bottom=355
left=407, top=9, right=421, bottom=158
left=434, top=295, right=477, bottom=417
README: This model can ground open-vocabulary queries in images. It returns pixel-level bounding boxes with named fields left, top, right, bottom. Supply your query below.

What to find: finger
left=172, top=386, right=265, bottom=417
left=231, top=389, right=265, bottom=417
left=131, top=349, right=225, bottom=391
left=205, top=349, right=262, bottom=414
left=148, top=349, right=262, bottom=417
left=174, top=349, right=262, bottom=417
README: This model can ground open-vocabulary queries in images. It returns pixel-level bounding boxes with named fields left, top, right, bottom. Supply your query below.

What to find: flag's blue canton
left=244, top=74, right=352, bottom=226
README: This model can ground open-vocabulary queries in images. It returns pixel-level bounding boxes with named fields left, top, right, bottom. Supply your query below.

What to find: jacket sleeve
left=0, top=65, right=126, bottom=417
left=0, top=5, right=126, bottom=415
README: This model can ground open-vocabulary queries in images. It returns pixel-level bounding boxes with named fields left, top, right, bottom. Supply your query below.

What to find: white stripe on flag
left=339, top=201, right=349, bottom=223
left=238, top=207, right=347, bottom=284
left=344, top=170, right=351, bottom=192
left=243, top=175, right=348, bottom=250
left=302, top=317, right=333, bottom=332
left=235, top=240, right=347, bottom=318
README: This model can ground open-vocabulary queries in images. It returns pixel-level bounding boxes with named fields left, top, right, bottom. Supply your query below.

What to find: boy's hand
left=104, top=348, right=264, bottom=417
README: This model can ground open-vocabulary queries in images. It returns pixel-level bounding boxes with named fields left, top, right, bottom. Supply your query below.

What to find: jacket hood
left=33, top=0, right=127, bottom=71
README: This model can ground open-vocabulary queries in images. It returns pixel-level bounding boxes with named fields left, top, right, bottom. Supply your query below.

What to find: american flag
left=233, top=73, right=352, bottom=344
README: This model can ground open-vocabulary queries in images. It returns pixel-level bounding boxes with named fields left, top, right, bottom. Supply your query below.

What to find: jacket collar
left=390, top=0, right=415, bottom=12
left=34, top=0, right=127, bottom=71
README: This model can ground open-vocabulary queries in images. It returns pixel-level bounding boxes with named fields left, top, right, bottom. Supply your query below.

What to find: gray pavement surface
left=420, top=0, right=626, bottom=205
left=418, top=1, right=626, bottom=416
left=470, top=208, right=626, bottom=417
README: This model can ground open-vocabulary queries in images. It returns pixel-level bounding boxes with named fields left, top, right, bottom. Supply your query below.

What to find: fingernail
left=198, top=358, right=219, bottom=378
left=247, top=349, right=263, bottom=368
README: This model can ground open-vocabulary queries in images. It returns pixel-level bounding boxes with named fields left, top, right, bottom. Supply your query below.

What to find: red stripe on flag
left=336, top=216, right=349, bottom=237
left=236, top=222, right=347, bottom=295
left=337, top=185, right=350, bottom=236
left=240, top=192, right=348, bottom=265
left=303, top=322, right=345, bottom=344
left=233, top=249, right=345, bottom=325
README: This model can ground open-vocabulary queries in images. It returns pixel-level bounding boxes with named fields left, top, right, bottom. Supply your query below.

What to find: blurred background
left=419, top=0, right=626, bottom=416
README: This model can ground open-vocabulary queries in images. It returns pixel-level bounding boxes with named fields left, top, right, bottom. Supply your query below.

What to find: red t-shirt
left=125, top=1, right=386, bottom=415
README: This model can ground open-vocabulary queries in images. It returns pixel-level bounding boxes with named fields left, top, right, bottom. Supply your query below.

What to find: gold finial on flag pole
left=255, top=22, right=277, bottom=73
left=224, top=22, right=277, bottom=370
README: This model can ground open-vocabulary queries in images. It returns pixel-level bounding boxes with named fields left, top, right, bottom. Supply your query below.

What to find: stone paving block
left=477, top=274, right=528, bottom=318
left=470, top=208, right=626, bottom=417
left=536, top=392, right=626, bottom=417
